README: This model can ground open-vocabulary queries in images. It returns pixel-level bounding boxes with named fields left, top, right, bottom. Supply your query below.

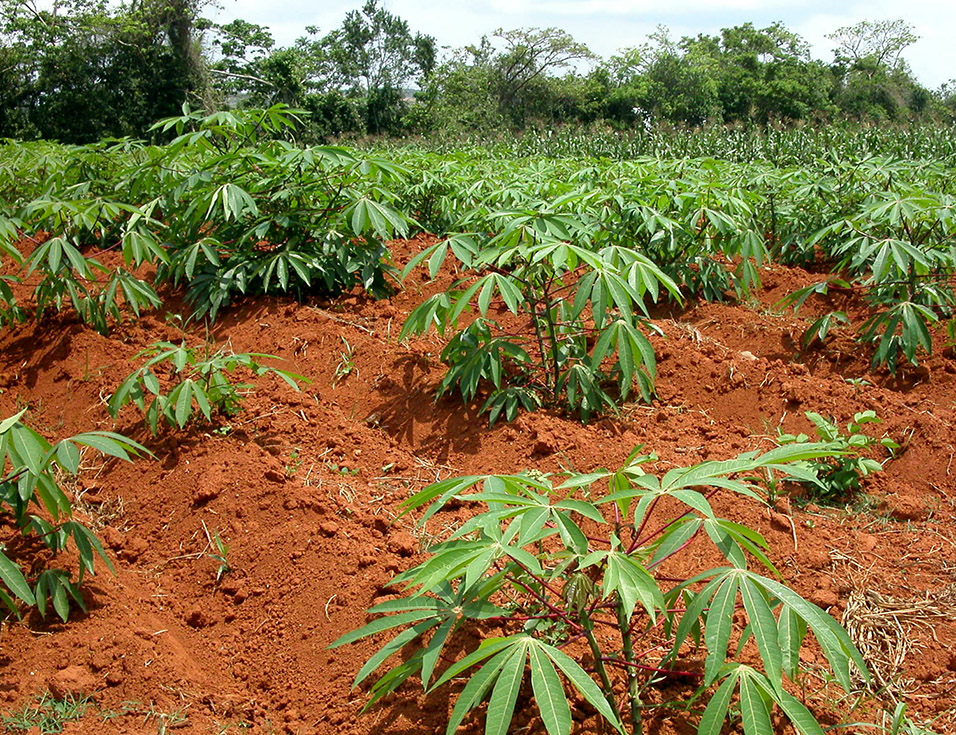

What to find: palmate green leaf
left=671, top=569, right=732, bottom=655
left=115, top=270, right=161, bottom=316
left=648, top=518, right=702, bottom=568
left=528, top=643, right=571, bottom=735
left=352, top=620, right=436, bottom=687
left=435, top=635, right=625, bottom=735
left=778, top=606, right=808, bottom=681
left=32, top=473, right=72, bottom=520
left=697, top=667, right=741, bottom=735
left=703, top=576, right=738, bottom=685
left=9, top=423, right=51, bottom=475
left=746, top=572, right=869, bottom=691
left=347, top=198, right=408, bottom=240
left=398, top=538, right=501, bottom=593
left=739, top=577, right=783, bottom=694
left=399, top=292, right=453, bottom=338
left=0, top=552, right=34, bottom=607
left=0, top=409, right=27, bottom=434
left=421, top=616, right=457, bottom=687
left=432, top=636, right=519, bottom=690
left=603, top=551, right=664, bottom=622
left=59, top=432, right=149, bottom=463
left=703, top=519, right=776, bottom=572
left=483, top=386, right=541, bottom=425
left=540, top=641, right=625, bottom=734
left=591, top=319, right=656, bottom=400
left=775, top=687, right=827, bottom=735
left=738, top=669, right=774, bottom=735
left=443, top=645, right=512, bottom=735
left=65, top=521, right=114, bottom=575
left=329, top=609, right=441, bottom=649
left=54, top=440, right=81, bottom=475
left=486, top=644, right=527, bottom=735
left=399, top=475, right=484, bottom=523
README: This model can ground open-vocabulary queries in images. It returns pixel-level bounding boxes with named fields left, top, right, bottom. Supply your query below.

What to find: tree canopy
left=0, top=1, right=948, bottom=143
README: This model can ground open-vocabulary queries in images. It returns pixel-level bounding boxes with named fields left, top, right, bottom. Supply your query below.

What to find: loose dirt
left=1, top=236, right=954, bottom=734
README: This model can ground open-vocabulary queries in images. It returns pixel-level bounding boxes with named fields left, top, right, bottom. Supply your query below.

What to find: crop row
left=0, top=106, right=942, bottom=734
left=2, top=106, right=956, bottom=384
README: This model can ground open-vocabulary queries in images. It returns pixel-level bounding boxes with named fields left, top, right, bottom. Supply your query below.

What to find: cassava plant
left=400, top=207, right=682, bottom=423
left=108, top=341, right=307, bottom=434
left=776, top=411, right=898, bottom=505
left=332, top=443, right=870, bottom=735
left=7, top=195, right=166, bottom=335
left=780, top=188, right=956, bottom=373
left=147, top=105, right=412, bottom=321
left=0, top=409, right=147, bottom=620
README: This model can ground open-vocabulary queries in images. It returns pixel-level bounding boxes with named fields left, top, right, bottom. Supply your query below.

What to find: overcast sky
left=211, top=0, right=955, bottom=90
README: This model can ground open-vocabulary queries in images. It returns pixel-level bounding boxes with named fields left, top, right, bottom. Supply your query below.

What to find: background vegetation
left=2, top=0, right=955, bottom=144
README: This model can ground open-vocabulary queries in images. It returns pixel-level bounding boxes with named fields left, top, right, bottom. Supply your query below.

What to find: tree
left=421, top=27, right=596, bottom=130
left=492, top=27, right=596, bottom=115
left=631, top=27, right=721, bottom=126
left=321, top=0, right=435, bottom=134
left=683, top=23, right=835, bottom=123
left=828, top=19, right=918, bottom=70
left=827, top=19, right=928, bottom=120
left=0, top=0, right=208, bottom=142
left=208, top=18, right=276, bottom=102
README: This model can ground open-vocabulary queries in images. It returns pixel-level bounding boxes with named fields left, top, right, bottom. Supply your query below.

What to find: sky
left=210, top=0, right=956, bottom=90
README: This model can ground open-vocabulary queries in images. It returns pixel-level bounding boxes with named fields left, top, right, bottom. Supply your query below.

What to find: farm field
left=2, top=112, right=956, bottom=735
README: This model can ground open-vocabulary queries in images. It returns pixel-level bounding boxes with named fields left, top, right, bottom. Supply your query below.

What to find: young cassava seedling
left=0, top=409, right=148, bottom=620
left=108, top=341, right=307, bottom=434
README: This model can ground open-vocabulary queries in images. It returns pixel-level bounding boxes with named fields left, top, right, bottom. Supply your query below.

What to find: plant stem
left=543, top=299, right=562, bottom=403
left=531, top=307, right=552, bottom=395
left=579, top=615, right=623, bottom=727
left=615, top=595, right=644, bottom=735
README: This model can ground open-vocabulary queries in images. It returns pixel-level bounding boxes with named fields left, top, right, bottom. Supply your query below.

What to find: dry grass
left=841, top=584, right=956, bottom=697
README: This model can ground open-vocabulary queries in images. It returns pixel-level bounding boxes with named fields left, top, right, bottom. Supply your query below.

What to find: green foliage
left=148, top=105, right=411, bottom=320
left=0, top=0, right=204, bottom=143
left=0, top=174, right=165, bottom=334
left=323, top=0, right=436, bottom=134
left=108, top=341, right=307, bottom=434
left=777, top=411, right=898, bottom=504
left=782, top=188, right=956, bottom=373
left=401, top=209, right=682, bottom=422
left=1, top=692, right=93, bottom=734
left=203, top=524, right=232, bottom=583
left=879, top=702, right=945, bottom=735
left=332, top=444, right=869, bottom=735
left=0, top=409, right=147, bottom=621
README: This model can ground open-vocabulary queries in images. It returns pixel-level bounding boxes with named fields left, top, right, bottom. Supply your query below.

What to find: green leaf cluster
left=108, top=341, right=306, bottom=434
left=777, top=410, right=898, bottom=504
left=148, top=105, right=412, bottom=320
left=333, top=443, right=869, bottom=735
left=400, top=207, right=681, bottom=422
left=0, top=409, right=147, bottom=620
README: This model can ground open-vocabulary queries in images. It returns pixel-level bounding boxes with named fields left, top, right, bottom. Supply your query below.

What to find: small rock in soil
left=120, top=537, right=148, bottom=562
left=264, top=469, right=286, bottom=483
left=185, top=607, right=214, bottom=628
left=809, top=589, right=839, bottom=609
left=887, top=493, right=928, bottom=521
left=318, top=521, right=339, bottom=537
left=387, top=531, right=417, bottom=557
left=46, top=665, right=98, bottom=700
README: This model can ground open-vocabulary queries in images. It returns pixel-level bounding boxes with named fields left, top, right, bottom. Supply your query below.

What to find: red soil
left=1, top=236, right=955, bottom=734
